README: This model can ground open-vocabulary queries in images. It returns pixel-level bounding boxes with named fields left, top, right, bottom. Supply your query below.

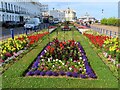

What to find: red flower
left=60, top=43, right=63, bottom=47
left=47, top=46, right=51, bottom=50
left=50, top=47, right=55, bottom=53
left=71, top=65, right=75, bottom=68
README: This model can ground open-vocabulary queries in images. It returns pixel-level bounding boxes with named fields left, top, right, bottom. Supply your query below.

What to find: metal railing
left=90, top=26, right=119, bottom=38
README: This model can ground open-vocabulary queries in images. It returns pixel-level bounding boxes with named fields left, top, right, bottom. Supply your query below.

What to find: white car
left=24, top=18, right=41, bottom=30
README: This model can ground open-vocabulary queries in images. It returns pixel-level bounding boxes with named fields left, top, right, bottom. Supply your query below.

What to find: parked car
left=54, top=18, right=59, bottom=24
left=24, top=18, right=41, bottom=30
left=2, top=21, right=15, bottom=28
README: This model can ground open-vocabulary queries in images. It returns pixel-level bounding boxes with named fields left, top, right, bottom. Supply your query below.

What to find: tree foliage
left=101, top=17, right=120, bottom=26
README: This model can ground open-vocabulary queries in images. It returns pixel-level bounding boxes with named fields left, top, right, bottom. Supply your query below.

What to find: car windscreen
left=26, top=21, right=35, bottom=24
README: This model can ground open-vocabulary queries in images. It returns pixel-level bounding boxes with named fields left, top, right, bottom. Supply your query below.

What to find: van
left=24, top=18, right=41, bottom=30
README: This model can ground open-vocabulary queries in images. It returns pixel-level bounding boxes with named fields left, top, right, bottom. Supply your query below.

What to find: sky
left=41, top=1, right=119, bottom=20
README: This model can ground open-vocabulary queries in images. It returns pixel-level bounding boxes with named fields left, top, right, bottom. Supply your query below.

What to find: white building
left=64, top=7, right=76, bottom=22
left=41, top=4, right=49, bottom=17
left=50, top=8, right=76, bottom=22
left=79, top=12, right=96, bottom=24
left=50, top=9, right=65, bottom=22
left=0, top=0, right=48, bottom=22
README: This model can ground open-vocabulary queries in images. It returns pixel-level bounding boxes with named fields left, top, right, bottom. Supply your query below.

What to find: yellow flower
left=2, top=50, right=7, bottom=54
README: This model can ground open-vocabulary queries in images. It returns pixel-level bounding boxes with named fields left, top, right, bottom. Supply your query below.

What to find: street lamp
left=102, top=9, right=104, bottom=19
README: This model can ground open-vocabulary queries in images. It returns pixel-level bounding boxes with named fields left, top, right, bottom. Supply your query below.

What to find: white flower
left=78, top=62, right=80, bottom=64
left=62, top=63, right=65, bottom=65
left=53, top=60, right=55, bottom=62
left=79, top=57, right=82, bottom=60
left=41, top=59, right=44, bottom=61
left=69, top=67, right=72, bottom=70
left=48, top=58, right=50, bottom=62
left=59, top=60, right=62, bottom=62
left=52, top=65, right=55, bottom=68
left=56, top=59, right=58, bottom=61
left=44, top=50, right=47, bottom=53
left=40, top=55, right=43, bottom=58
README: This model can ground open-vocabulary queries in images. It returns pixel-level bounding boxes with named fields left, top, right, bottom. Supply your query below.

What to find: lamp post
left=102, top=9, right=104, bottom=19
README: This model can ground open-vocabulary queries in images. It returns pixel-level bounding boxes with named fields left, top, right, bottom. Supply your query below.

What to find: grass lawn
left=2, top=27, right=118, bottom=88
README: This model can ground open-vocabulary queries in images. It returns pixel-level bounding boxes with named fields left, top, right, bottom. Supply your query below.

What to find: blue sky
left=42, top=2, right=119, bottom=20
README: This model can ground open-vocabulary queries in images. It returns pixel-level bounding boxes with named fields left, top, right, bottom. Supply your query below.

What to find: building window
left=5, top=2, right=7, bottom=11
left=12, top=16, right=14, bottom=21
left=10, top=15, right=11, bottom=21
left=15, top=16, right=17, bottom=21
left=11, top=4, right=13, bottom=11
left=14, top=5, right=16, bottom=12
left=1, top=2, right=3, bottom=9
left=8, top=3, right=10, bottom=11
left=7, top=15, right=9, bottom=21
left=0, top=14, right=1, bottom=21
left=2, top=15, right=4, bottom=22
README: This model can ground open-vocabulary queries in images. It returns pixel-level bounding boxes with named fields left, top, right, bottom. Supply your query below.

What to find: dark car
left=2, top=21, right=13, bottom=28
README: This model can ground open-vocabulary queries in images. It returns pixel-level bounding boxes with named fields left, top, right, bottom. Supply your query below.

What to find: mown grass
left=2, top=27, right=118, bottom=88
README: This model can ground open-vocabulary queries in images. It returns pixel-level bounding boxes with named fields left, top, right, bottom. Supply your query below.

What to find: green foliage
left=101, top=17, right=119, bottom=26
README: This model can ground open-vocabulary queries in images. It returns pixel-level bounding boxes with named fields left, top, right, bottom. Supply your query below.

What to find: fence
left=90, top=26, right=119, bottom=38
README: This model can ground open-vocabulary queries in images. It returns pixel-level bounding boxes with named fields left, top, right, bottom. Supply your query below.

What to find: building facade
left=0, top=0, right=48, bottom=22
left=50, top=8, right=76, bottom=22
left=79, top=12, right=96, bottom=24
left=50, top=9, right=65, bottom=22
left=64, top=7, right=76, bottom=22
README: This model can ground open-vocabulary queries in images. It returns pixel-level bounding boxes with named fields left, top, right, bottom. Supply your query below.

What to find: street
left=1, top=23, right=49, bottom=40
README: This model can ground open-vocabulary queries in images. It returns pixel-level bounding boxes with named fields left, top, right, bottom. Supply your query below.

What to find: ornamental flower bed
left=48, top=26, right=57, bottom=33
left=103, top=37, right=120, bottom=62
left=27, top=32, right=49, bottom=45
left=0, top=32, right=49, bottom=65
left=83, top=33, right=120, bottom=65
left=62, top=26, right=71, bottom=31
left=1, top=34, right=28, bottom=62
left=83, top=33, right=109, bottom=48
left=26, top=39, right=97, bottom=78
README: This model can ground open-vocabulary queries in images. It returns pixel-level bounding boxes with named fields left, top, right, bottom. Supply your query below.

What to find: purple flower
left=34, top=70, right=40, bottom=75
left=80, top=74, right=87, bottom=78
left=66, top=72, right=72, bottom=77
left=46, top=71, right=53, bottom=76
left=82, top=55, right=87, bottom=60
left=59, top=71, right=65, bottom=76
left=41, top=51, right=45, bottom=56
left=40, top=71, right=46, bottom=76
left=72, top=72, right=78, bottom=78
left=37, top=56, right=41, bottom=59
left=26, top=71, right=34, bottom=76
left=52, top=72, right=59, bottom=76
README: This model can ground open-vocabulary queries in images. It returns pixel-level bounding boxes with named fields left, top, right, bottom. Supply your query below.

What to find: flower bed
left=75, top=24, right=89, bottom=34
left=0, top=32, right=49, bottom=66
left=26, top=39, right=97, bottom=78
left=83, top=33, right=120, bottom=68
left=48, top=26, right=57, bottom=33
left=62, top=26, right=71, bottom=31
left=83, top=33, right=109, bottom=48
